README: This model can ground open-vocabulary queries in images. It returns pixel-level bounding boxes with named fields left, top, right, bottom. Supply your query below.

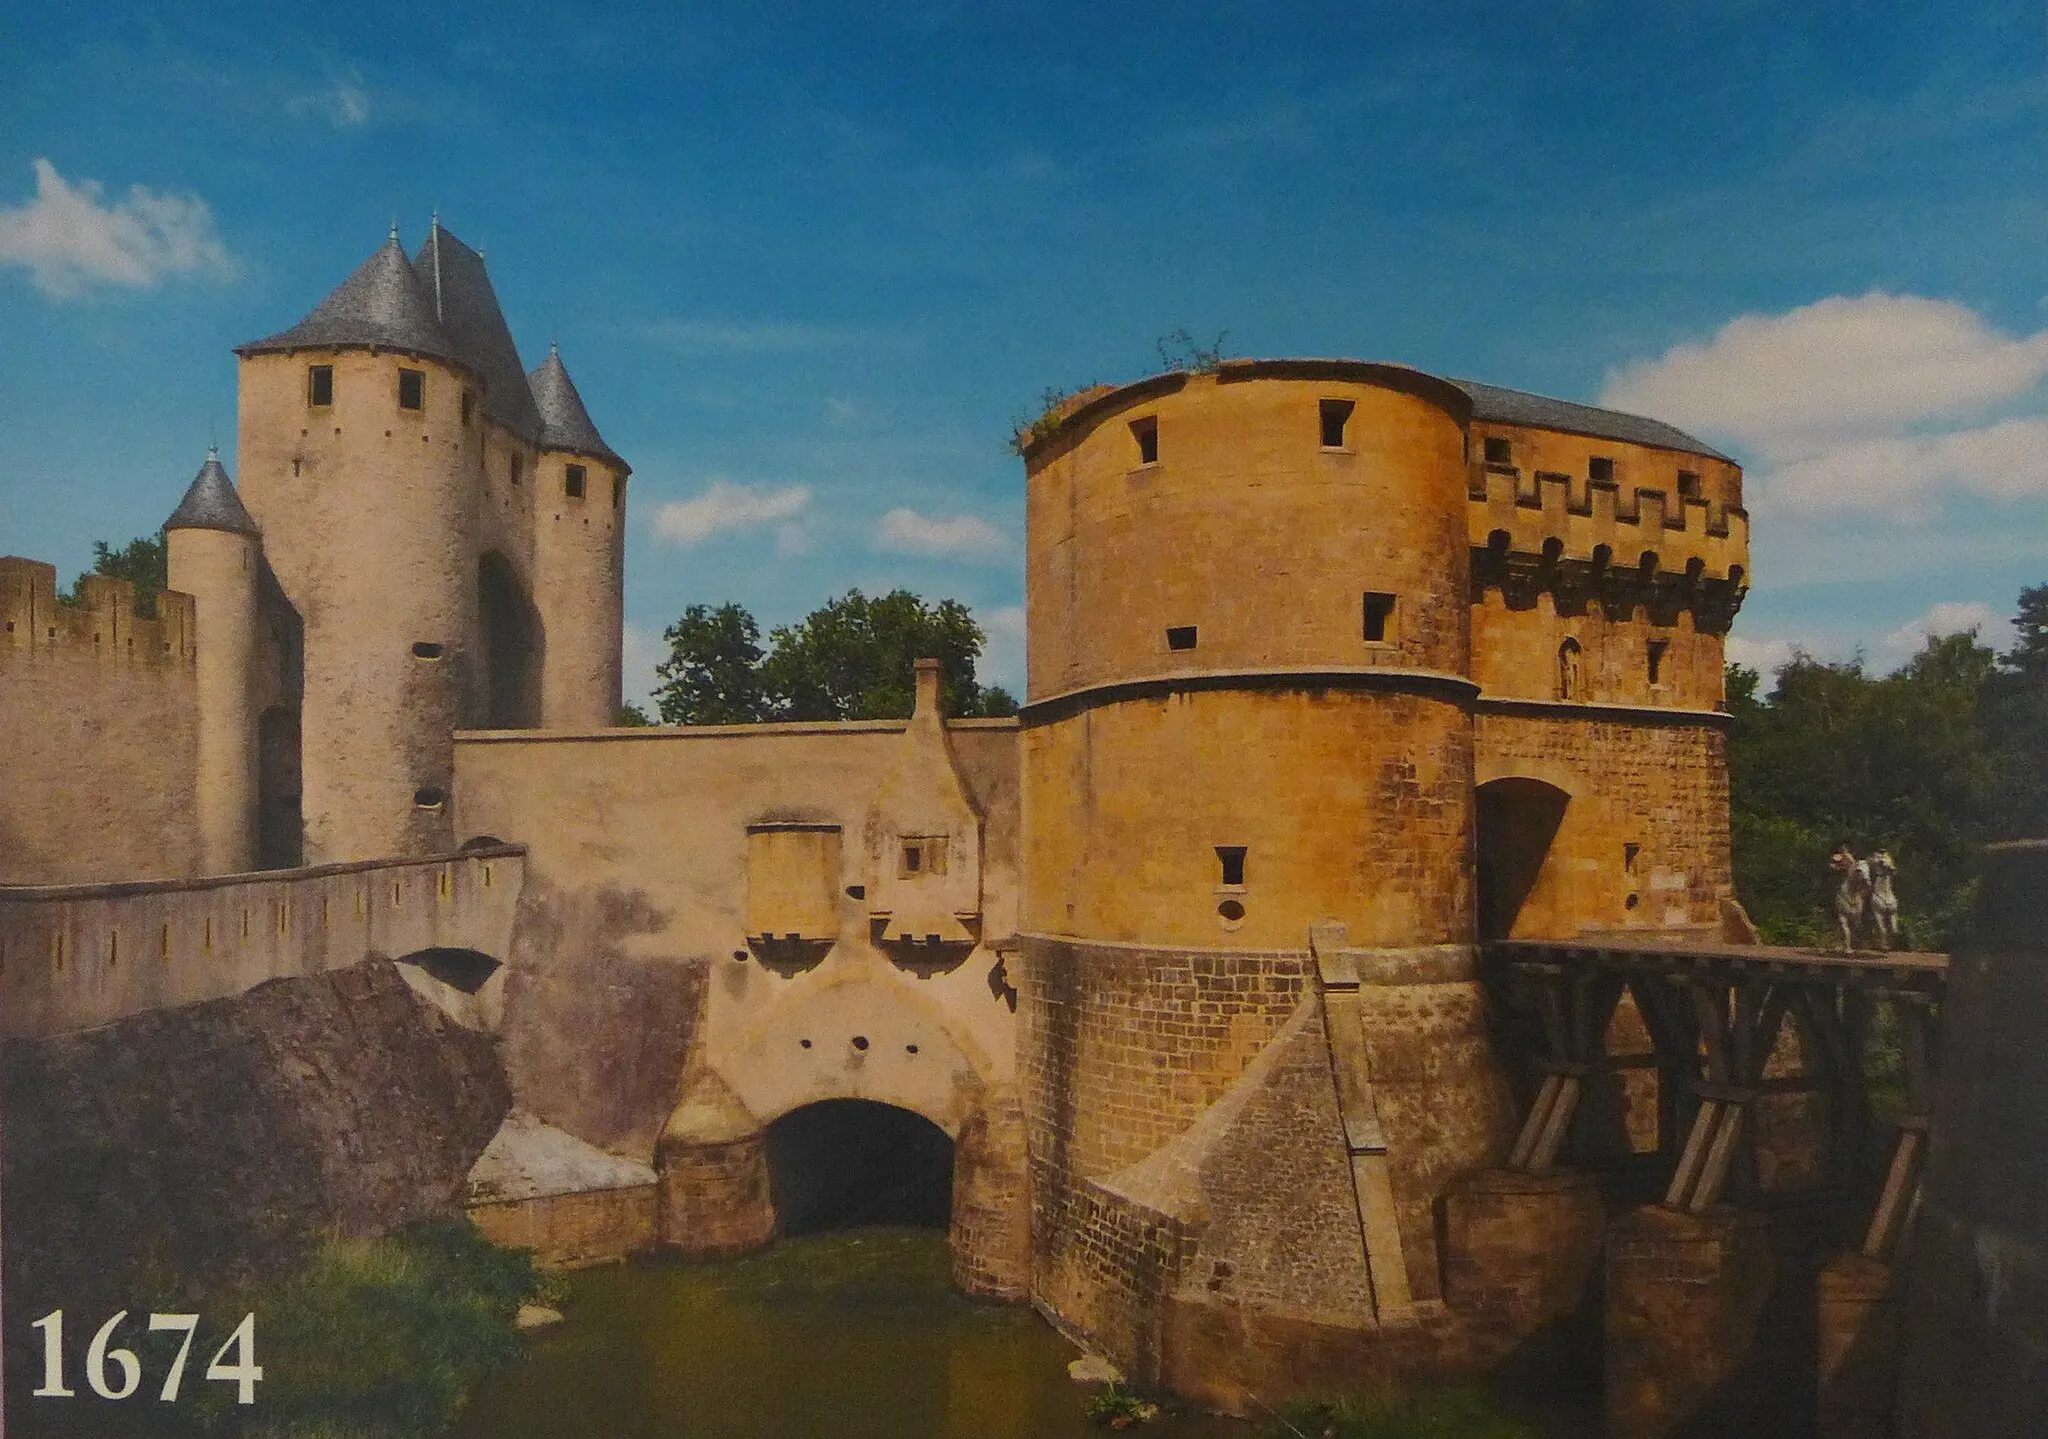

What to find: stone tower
left=1016, top=361, right=1515, bottom=1334
left=164, top=448, right=262, bottom=875
left=529, top=344, right=628, bottom=729
left=233, top=229, right=487, bottom=862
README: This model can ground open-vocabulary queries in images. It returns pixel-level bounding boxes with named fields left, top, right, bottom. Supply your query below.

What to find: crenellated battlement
left=0, top=557, right=197, bottom=667
left=1465, top=466, right=1749, bottom=632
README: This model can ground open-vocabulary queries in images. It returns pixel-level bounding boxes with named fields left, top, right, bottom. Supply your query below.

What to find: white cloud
left=873, top=507, right=1010, bottom=560
left=652, top=480, right=811, bottom=545
left=288, top=73, right=371, bottom=128
left=1881, top=600, right=2012, bottom=659
left=1725, top=635, right=1803, bottom=674
left=0, top=158, right=237, bottom=299
left=1601, top=292, right=2048, bottom=524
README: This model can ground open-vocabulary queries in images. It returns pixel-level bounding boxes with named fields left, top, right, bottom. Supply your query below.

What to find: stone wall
left=0, top=560, right=200, bottom=885
left=1, top=959, right=509, bottom=1331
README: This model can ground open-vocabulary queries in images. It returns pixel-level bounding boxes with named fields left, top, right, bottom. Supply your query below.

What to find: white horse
left=1866, top=850, right=1899, bottom=950
left=1831, top=847, right=1872, bottom=950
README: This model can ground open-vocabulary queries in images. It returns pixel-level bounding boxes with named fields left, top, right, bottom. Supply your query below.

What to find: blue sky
left=3, top=1, right=2043, bottom=702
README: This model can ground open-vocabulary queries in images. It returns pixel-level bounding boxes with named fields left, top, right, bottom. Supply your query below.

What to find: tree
left=1987, top=584, right=2048, bottom=841
left=654, top=603, right=770, bottom=724
left=651, top=590, right=1017, bottom=724
left=762, top=589, right=1013, bottom=720
left=616, top=703, right=653, bottom=726
left=68, top=533, right=168, bottom=616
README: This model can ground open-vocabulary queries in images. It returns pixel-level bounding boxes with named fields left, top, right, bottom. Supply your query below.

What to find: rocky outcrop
left=2, top=958, right=510, bottom=1323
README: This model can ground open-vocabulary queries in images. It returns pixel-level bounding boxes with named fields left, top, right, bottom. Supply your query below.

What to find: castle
left=0, top=226, right=1757, bottom=1407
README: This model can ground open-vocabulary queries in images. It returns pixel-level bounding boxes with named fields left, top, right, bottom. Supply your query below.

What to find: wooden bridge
left=1482, top=934, right=1946, bottom=1263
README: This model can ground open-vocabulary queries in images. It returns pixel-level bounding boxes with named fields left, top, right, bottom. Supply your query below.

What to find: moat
left=449, top=1230, right=1249, bottom=1439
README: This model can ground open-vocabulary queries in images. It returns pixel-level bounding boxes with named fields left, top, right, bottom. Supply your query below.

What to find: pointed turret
left=165, top=449, right=263, bottom=874
left=529, top=344, right=628, bottom=471
left=235, top=233, right=462, bottom=366
left=164, top=447, right=260, bottom=536
left=411, top=222, right=545, bottom=441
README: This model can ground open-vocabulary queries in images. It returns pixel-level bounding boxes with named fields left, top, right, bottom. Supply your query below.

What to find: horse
left=1866, top=850, right=1899, bottom=950
left=1831, top=847, right=1872, bottom=950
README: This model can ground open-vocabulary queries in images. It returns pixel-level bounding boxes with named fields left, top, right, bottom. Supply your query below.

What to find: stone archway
left=1475, top=776, right=1571, bottom=941
left=766, top=1099, right=954, bottom=1234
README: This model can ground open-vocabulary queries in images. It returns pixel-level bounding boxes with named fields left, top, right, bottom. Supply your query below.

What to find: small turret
left=528, top=343, right=627, bottom=729
left=166, top=448, right=262, bottom=874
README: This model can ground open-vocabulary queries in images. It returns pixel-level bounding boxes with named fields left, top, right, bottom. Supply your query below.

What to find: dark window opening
left=1131, top=416, right=1159, bottom=465
left=1217, top=899, right=1246, bottom=922
left=308, top=365, right=334, bottom=407
left=411, top=641, right=443, bottom=660
left=1362, top=591, right=1396, bottom=642
left=1319, top=398, right=1355, bottom=448
left=612, top=475, right=624, bottom=509
left=899, top=836, right=947, bottom=877
left=509, top=455, right=522, bottom=486
left=1624, top=842, right=1641, bottom=874
left=767, top=1100, right=954, bottom=1234
left=565, top=463, right=587, bottom=498
left=1216, top=845, right=1247, bottom=887
left=413, top=786, right=445, bottom=809
left=1677, top=470, right=1701, bottom=499
left=1166, top=625, right=1198, bottom=651
left=845, top=884, right=866, bottom=900
left=1588, top=456, right=1615, bottom=483
left=398, top=368, right=425, bottom=411
left=460, top=390, right=475, bottom=427
left=1648, top=639, right=1669, bottom=685
left=1483, top=435, right=1512, bottom=465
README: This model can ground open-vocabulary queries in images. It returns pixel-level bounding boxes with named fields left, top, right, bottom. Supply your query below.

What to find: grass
left=1255, top=1387, right=1543, bottom=1439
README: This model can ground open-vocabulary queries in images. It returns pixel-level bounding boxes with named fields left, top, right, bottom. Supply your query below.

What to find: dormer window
left=398, top=368, right=425, bottom=411
left=308, top=365, right=334, bottom=407
left=565, top=464, right=587, bottom=499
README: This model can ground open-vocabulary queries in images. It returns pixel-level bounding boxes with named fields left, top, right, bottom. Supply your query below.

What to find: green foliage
left=654, top=601, right=771, bottom=724
left=614, top=702, right=653, bottom=726
left=1257, top=1387, right=1540, bottom=1439
left=653, top=590, right=1016, bottom=723
left=66, top=533, right=170, bottom=615
left=1154, top=327, right=1229, bottom=373
left=190, top=1218, right=546, bottom=1439
left=1727, top=585, right=2048, bottom=949
left=1083, top=1381, right=1161, bottom=1427
left=1008, top=381, right=1103, bottom=456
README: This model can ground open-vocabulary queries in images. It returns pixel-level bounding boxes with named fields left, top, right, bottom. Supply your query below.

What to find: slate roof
left=411, top=224, right=545, bottom=442
left=164, top=449, right=260, bottom=535
left=1446, top=378, right=1731, bottom=463
left=529, top=345, right=626, bottom=470
left=235, top=234, right=465, bottom=369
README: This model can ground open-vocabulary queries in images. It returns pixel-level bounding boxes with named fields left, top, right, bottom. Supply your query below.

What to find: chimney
left=913, top=657, right=942, bottom=719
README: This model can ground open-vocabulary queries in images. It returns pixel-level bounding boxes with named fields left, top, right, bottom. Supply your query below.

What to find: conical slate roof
left=1446, top=378, right=1732, bottom=463
left=529, top=345, right=627, bottom=471
left=164, top=449, right=260, bottom=535
left=236, top=233, right=465, bottom=368
left=411, top=224, right=544, bottom=442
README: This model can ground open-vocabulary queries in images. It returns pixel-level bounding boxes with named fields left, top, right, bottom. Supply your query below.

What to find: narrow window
left=1677, top=470, right=1701, bottom=499
left=1166, top=625, right=1198, bottom=651
left=899, top=836, right=948, bottom=877
left=509, top=455, right=522, bottom=486
left=1557, top=637, right=1584, bottom=701
left=1588, top=456, right=1615, bottom=483
left=460, top=389, right=475, bottom=427
left=308, top=364, right=334, bottom=407
left=1130, top=416, right=1159, bottom=465
left=398, top=367, right=425, bottom=411
left=1362, top=592, right=1396, bottom=642
left=411, top=641, right=443, bottom=660
left=565, top=463, right=587, bottom=498
left=613, top=474, right=624, bottom=509
left=1216, top=846, right=1247, bottom=887
left=1483, top=435, right=1512, bottom=465
left=1647, top=639, right=1669, bottom=685
left=1623, top=842, right=1640, bottom=875
left=1319, top=398, right=1355, bottom=448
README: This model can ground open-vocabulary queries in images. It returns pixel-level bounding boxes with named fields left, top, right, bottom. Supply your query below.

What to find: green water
left=449, top=1230, right=1250, bottom=1439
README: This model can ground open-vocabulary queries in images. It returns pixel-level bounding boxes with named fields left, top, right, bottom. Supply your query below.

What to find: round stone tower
left=1016, top=361, right=1514, bottom=1340
left=528, top=344, right=627, bottom=729
left=233, top=229, right=483, bottom=862
left=165, top=447, right=262, bottom=875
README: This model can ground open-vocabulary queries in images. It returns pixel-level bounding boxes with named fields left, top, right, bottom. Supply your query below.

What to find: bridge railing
left=0, top=846, right=525, bottom=1038
left=1483, top=935, right=1945, bottom=1258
